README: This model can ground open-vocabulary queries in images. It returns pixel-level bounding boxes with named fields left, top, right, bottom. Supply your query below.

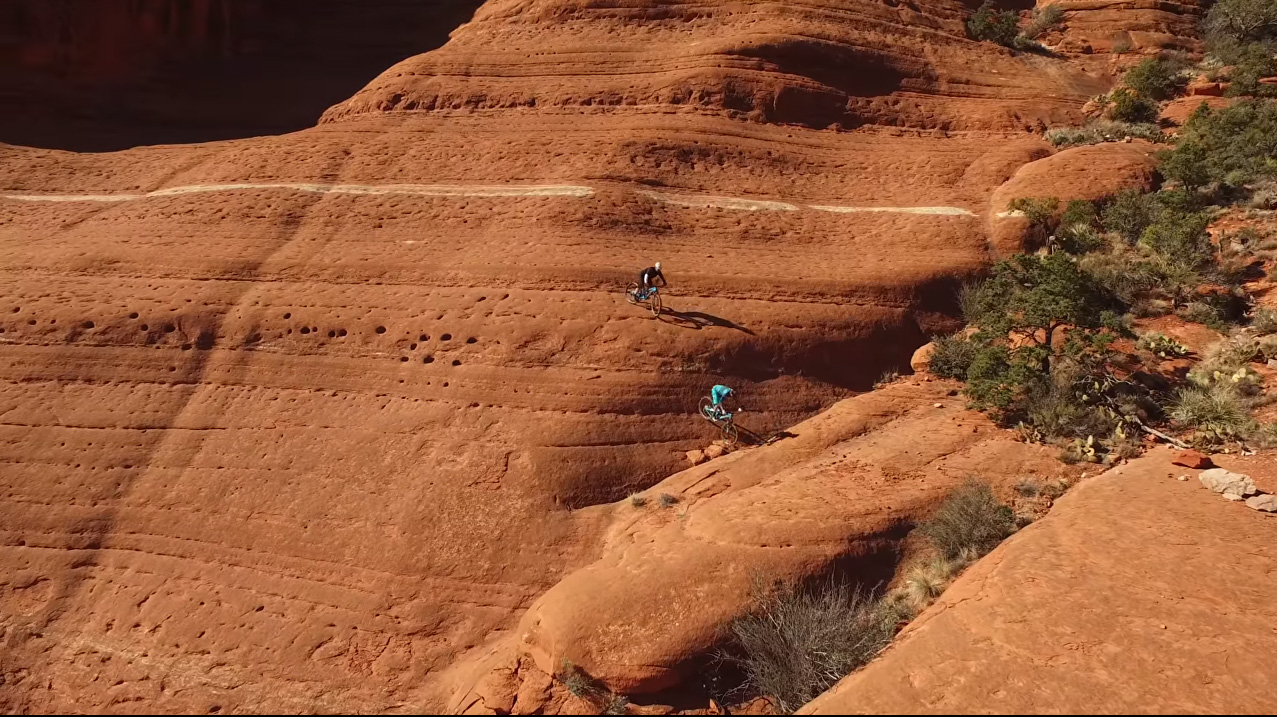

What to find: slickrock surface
left=801, top=447, right=1277, bottom=714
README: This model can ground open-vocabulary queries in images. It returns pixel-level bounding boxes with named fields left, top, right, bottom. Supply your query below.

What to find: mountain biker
left=637, top=261, right=666, bottom=300
left=708, top=384, right=737, bottom=421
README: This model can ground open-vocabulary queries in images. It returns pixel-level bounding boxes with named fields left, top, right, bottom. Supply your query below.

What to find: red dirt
left=0, top=1, right=1216, bottom=714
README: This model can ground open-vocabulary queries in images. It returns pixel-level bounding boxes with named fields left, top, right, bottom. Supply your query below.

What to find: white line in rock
left=638, top=189, right=974, bottom=216
left=809, top=204, right=975, bottom=216
left=2, top=182, right=976, bottom=216
left=1, top=183, right=597, bottom=203
left=636, top=189, right=800, bottom=212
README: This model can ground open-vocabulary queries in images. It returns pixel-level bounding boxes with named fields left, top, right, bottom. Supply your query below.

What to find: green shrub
left=875, top=370, right=900, bottom=389
left=1108, top=87, right=1161, bottom=123
left=1180, top=300, right=1228, bottom=330
left=1204, top=0, right=1277, bottom=45
left=1059, top=224, right=1107, bottom=254
left=920, top=480, right=1017, bottom=561
left=1124, top=57, right=1186, bottom=100
left=629, top=493, right=648, bottom=508
left=1056, top=200, right=1105, bottom=253
left=1171, top=385, right=1257, bottom=443
left=962, top=254, right=1119, bottom=418
left=929, top=334, right=977, bottom=379
left=1139, top=209, right=1216, bottom=305
left=559, top=661, right=599, bottom=698
left=1060, top=199, right=1097, bottom=228
left=602, top=694, right=629, bottom=715
left=958, top=280, right=983, bottom=323
left=1224, top=43, right=1277, bottom=97
left=1045, top=121, right=1165, bottom=147
left=728, top=580, right=894, bottom=713
left=1021, top=3, right=1064, bottom=40
left=968, top=253, right=1113, bottom=355
left=1024, top=384, right=1114, bottom=440
left=1078, top=249, right=1158, bottom=313
left=967, top=1, right=1020, bottom=46
left=1190, top=336, right=1261, bottom=385
left=1159, top=100, right=1277, bottom=189
left=1253, top=307, right=1277, bottom=334
left=1101, top=188, right=1156, bottom=243
left=659, top=493, right=678, bottom=507
left=1009, top=196, right=1060, bottom=228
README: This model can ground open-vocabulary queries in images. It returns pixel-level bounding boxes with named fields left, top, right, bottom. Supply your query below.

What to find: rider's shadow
left=661, top=308, right=754, bottom=334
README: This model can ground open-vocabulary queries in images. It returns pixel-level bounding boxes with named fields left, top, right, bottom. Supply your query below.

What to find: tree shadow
left=661, top=308, right=755, bottom=335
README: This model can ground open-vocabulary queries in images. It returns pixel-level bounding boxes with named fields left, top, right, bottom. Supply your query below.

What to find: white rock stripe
left=2, top=181, right=976, bottom=216
left=639, top=188, right=974, bottom=216
left=809, top=204, right=975, bottom=216
left=1, top=183, right=596, bottom=203
left=636, top=189, right=800, bottom=212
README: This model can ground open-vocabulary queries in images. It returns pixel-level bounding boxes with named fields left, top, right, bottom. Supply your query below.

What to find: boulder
left=1172, top=449, right=1213, bottom=470
left=1199, top=468, right=1258, bottom=500
left=910, top=342, right=935, bottom=373
left=1245, top=494, right=1277, bottom=513
left=703, top=444, right=725, bottom=460
left=1187, top=80, right=1225, bottom=97
left=685, top=450, right=706, bottom=466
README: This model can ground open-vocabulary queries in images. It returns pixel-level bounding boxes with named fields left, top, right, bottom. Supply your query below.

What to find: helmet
left=655, top=261, right=662, bottom=271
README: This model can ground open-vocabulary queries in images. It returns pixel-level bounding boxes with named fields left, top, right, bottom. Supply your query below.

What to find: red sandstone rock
left=1187, top=80, right=1226, bottom=97
left=800, top=448, right=1277, bottom=714
left=1173, top=449, right=1214, bottom=469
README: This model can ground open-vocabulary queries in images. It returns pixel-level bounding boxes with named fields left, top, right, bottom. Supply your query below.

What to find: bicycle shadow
left=660, top=308, right=754, bottom=334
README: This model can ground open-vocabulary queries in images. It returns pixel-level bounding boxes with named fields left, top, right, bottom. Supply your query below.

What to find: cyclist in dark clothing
left=638, top=262, right=666, bottom=300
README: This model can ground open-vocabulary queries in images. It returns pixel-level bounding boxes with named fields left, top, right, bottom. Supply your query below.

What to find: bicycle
left=625, top=282, right=663, bottom=317
left=698, top=396, right=740, bottom=445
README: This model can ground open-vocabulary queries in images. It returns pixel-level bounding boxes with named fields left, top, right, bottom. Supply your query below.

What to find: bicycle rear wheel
left=626, top=282, right=641, bottom=305
left=721, top=421, right=738, bottom=446
left=698, top=396, right=714, bottom=421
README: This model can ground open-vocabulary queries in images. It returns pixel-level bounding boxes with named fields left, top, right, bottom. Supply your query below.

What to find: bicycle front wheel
left=721, top=421, right=738, bottom=446
left=649, top=290, right=662, bottom=317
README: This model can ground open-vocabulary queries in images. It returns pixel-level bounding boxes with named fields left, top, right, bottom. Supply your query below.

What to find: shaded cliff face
left=0, top=0, right=486, bottom=150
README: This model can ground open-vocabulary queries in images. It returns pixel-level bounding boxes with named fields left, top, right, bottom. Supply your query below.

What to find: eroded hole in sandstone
left=129, top=312, right=139, bottom=319
left=451, top=359, right=461, bottom=366
left=375, top=326, right=387, bottom=334
left=300, top=327, right=310, bottom=335
left=420, top=333, right=429, bottom=341
left=337, top=328, right=348, bottom=337
left=283, top=312, right=291, bottom=319
left=423, top=356, right=434, bottom=364
left=327, top=330, right=336, bottom=338
left=466, top=337, right=477, bottom=344
left=441, top=333, right=452, bottom=341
